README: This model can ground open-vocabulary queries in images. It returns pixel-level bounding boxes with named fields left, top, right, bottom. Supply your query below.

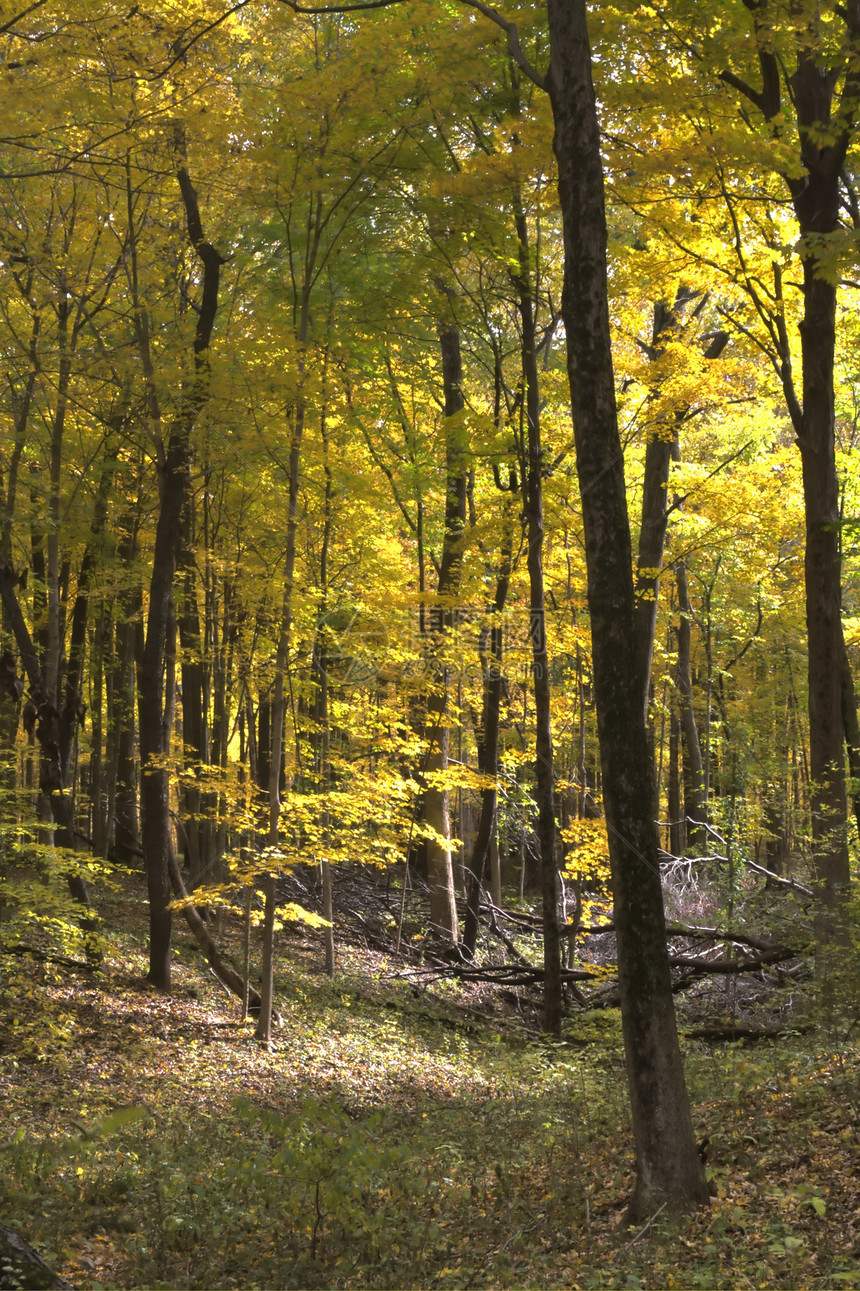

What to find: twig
left=618, top=1202, right=667, bottom=1253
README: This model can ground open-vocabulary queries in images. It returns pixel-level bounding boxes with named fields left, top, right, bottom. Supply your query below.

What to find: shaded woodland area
left=0, top=0, right=859, bottom=1286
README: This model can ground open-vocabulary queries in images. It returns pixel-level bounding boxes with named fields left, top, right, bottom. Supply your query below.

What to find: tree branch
left=456, top=0, right=548, bottom=90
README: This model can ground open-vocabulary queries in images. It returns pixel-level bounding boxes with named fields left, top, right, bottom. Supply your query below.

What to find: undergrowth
left=0, top=877, right=858, bottom=1289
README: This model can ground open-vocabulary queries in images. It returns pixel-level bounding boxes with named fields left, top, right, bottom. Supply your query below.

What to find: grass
left=1, top=874, right=858, bottom=1289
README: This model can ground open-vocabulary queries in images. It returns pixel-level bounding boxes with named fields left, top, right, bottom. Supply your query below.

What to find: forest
left=0, top=0, right=858, bottom=1287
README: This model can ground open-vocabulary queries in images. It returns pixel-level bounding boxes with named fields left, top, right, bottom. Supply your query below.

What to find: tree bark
left=138, top=135, right=225, bottom=991
left=0, top=1223, right=71, bottom=1290
left=798, top=264, right=850, bottom=936
left=110, top=511, right=143, bottom=865
left=424, top=313, right=467, bottom=944
left=167, top=847, right=263, bottom=1015
left=462, top=530, right=512, bottom=959
left=633, top=296, right=728, bottom=710
left=720, top=3, right=856, bottom=934
left=674, top=562, right=707, bottom=852
left=0, top=565, right=96, bottom=939
left=511, top=190, right=563, bottom=1035
left=177, top=492, right=210, bottom=888
left=256, top=400, right=303, bottom=1042
left=840, top=634, right=860, bottom=843
left=546, top=0, right=709, bottom=1218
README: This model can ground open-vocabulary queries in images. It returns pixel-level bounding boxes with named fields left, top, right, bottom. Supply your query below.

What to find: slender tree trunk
left=798, top=267, right=850, bottom=937
left=167, top=847, right=262, bottom=1014
left=720, top=9, right=856, bottom=935
left=674, top=562, right=706, bottom=852
left=89, top=607, right=106, bottom=853
left=61, top=440, right=118, bottom=783
left=633, top=297, right=728, bottom=708
left=840, top=635, right=860, bottom=843
left=462, top=529, right=512, bottom=958
left=424, top=313, right=467, bottom=944
left=0, top=567, right=95, bottom=941
left=0, top=311, right=39, bottom=568
left=111, top=513, right=142, bottom=865
left=138, top=138, right=225, bottom=991
left=546, top=0, right=709, bottom=1217
left=177, top=493, right=210, bottom=888
left=668, top=707, right=684, bottom=856
left=316, top=387, right=336, bottom=978
left=511, top=191, right=562, bottom=1034
left=256, top=403, right=303, bottom=1043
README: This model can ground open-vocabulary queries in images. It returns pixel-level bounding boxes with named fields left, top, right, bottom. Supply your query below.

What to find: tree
left=603, top=0, right=858, bottom=937
left=457, top=0, right=709, bottom=1215
left=137, top=132, right=226, bottom=991
left=718, top=0, right=857, bottom=942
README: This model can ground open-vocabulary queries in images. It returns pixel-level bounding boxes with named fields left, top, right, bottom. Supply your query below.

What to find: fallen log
left=684, top=1022, right=815, bottom=1044
left=423, top=961, right=600, bottom=988
left=0, top=1223, right=72, bottom=1289
left=0, top=943, right=96, bottom=974
left=669, top=947, right=794, bottom=973
left=670, top=945, right=797, bottom=993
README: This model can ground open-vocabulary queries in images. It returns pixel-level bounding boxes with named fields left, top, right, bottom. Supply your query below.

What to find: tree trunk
left=0, top=1223, right=71, bottom=1290
left=462, top=530, right=512, bottom=959
left=511, top=189, right=563, bottom=1035
left=316, top=391, right=336, bottom=978
left=111, top=513, right=142, bottom=865
left=633, top=296, right=728, bottom=709
left=0, top=566, right=96, bottom=942
left=668, top=707, right=684, bottom=856
left=177, top=492, right=210, bottom=888
left=167, top=847, right=263, bottom=1015
left=840, top=635, right=860, bottom=843
left=138, top=138, right=225, bottom=991
left=256, top=402, right=303, bottom=1043
left=798, top=267, right=850, bottom=937
left=424, top=314, right=467, bottom=944
left=674, top=562, right=706, bottom=852
left=546, top=0, right=709, bottom=1218
left=720, top=5, right=856, bottom=936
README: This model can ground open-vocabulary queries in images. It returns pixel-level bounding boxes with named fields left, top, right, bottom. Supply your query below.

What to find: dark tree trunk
left=674, top=562, right=706, bottom=852
left=177, top=493, right=210, bottom=887
left=840, top=636, right=860, bottom=843
left=0, top=312, right=39, bottom=567
left=462, top=531, right=512, bottom=959
left=111, top=514, right=142, bottom=865
left=0, top=1223, right=71, bottom=1290
left=138, top=442, right=187, bottom=991
left=256, top=398, right=304, bottom=1044
left=138, top=141, right=225, bottom=992
left=61, top=444, right=117, bottom=786
left=314, top=402, right=336, bottom=978
left=798, top=266, right=850, bottom=933
left=720, top=4, right=856, bottom=934
left=546, top=0, right=709, bottom=1218
left=0, top=566, right=95, bottom=934
left=511, top=192, right=563, bottom=1035
left=633, top=299, right=728, bottom=708
left=668, top=707, right=684, bottom=856
left=167, top=846, right=263, bottom=1015
left=257, top=692, right=271, bottom=798
left=424, top=313, right=467, bottom=944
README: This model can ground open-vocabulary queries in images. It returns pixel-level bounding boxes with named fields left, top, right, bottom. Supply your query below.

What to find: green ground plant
left=0, top=877, right=858, bottom=1289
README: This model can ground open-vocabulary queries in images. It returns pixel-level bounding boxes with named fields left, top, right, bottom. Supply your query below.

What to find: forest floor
left=1, top=869, right=859, bottom=1290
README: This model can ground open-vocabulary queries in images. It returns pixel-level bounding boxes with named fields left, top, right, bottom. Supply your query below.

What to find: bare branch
left=718, top=67, right=767, bottom=112
left=0, top=1, right=49, bottom=36
left=276, top=0, right=411, bottom=12
left=456, top=0, right=548, bottom=90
